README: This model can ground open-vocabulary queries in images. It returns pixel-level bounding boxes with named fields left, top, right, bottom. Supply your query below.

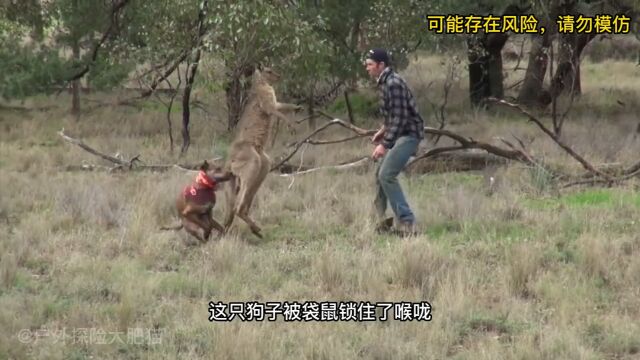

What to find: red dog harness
left=183, top=170, right=217, bottom=205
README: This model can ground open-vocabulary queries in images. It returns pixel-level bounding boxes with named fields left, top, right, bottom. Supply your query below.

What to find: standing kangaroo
left=223, top=67, right=301, bottom=238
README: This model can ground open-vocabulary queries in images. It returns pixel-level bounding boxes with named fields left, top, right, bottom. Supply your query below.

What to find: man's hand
left=371, top=128, right=385, bottom=144
left=372, top=144, right=386, bottom=160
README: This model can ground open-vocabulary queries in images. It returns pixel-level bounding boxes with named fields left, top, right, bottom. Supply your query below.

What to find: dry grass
left=0, top=53, right=639, bottom=359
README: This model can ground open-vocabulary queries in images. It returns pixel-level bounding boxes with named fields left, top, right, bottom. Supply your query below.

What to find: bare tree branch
left=138, top=50, right=189, bottom=99
left=59, top=0, right=132, bottom=90
left=423, top=58, right=457, bottom=146
left=486, top=97, right=614, bottom=181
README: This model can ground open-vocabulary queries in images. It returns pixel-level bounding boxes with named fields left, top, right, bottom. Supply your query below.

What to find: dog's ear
left=200, top=160, right=209, bottom=171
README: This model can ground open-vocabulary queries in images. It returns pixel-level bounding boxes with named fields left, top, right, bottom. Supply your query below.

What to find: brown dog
left=162, top=161, right=233, bottom=243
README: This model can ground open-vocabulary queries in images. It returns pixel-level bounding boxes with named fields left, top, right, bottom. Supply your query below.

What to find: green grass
left=524, top=188, right=640, bottom=210
left=425, top=220, right=534, bottom=245
left=459, top=311, right=530, bottom=339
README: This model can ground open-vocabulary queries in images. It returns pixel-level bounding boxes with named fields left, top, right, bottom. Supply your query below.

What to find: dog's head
left=198, top=160, right=233, bottom=184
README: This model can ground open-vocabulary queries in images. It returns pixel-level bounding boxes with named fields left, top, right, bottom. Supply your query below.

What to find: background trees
left=1, top=0, right=638, bottom=142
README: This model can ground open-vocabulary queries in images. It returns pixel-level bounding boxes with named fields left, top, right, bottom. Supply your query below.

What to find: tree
left=518, top=0, right=640, bottom=109
left=277, top=0, right=428, bottom=128
left=0, top=0, right=134, bottom=111
left=203, top=1, right=320, bottom=130
left=463, top=2, right=531, bottom=106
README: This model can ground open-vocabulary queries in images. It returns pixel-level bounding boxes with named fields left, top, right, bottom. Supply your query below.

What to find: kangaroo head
left=258, top=66, right=281, bottom=84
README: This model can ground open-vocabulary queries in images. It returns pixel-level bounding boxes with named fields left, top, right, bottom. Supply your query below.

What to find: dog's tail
left=160, top=224, right=183, bottom=231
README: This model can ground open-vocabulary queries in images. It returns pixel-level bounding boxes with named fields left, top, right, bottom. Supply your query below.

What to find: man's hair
left=366, top=48, right=390, bottom=66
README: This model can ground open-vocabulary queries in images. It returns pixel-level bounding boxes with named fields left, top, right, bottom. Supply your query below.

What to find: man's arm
left=381, top=82, right=407, bottom=149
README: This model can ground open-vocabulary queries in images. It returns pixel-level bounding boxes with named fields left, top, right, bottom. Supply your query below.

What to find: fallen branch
left=83, top=98, right=145, bottom=112
left=63, top=164, right=114, bottom=172
left=270, top=109, right=634, bottom=187
left=623, top=159, right=640, bottom=177
left=58, top=129, right=128, bottom=166
left=0, top=104, right=56, bottom=112
left=305, top=134, right=363, bottom=145
left=274, top=162, right=313, bottom=173
left=562, top=167, right=640, bottom=188
left=279, top=156, right=370, bottom=177
left=58, top=129, right=221, bottom=172
left=286, top=134, right=362, bottom=147
left=63, top=163, right=201, bottom=173
left=406, top=150, right=510, bottom=174
left=487, top=97, right=613, bottom=181
left=273, top=112, right=541, bottom=173
left=270, top=117, right=373, bottom=171
left=422, top=126, right=540, bottom=167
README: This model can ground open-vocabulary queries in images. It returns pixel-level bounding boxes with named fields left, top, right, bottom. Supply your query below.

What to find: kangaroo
left=223, top=67, right=301, bottom=238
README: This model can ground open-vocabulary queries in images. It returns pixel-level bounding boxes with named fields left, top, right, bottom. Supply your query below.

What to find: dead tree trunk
left=224, top=65, right=254, bottom=131
left=467, top=4, right=524, bottom=106
left=70, top=0, right=81, bottom=117
left=181, top=51, right=201, bottom=155
left=180, top=0, right=208, bottom=155
left=517, top=32, right=551, bottom=107
left=467, top=35, right=490, bottom=106
left=549, top=33, right=595, bottom=98
left=71, top=38, right=81, bottom=117
left=468, top=33, right=509, bottom=106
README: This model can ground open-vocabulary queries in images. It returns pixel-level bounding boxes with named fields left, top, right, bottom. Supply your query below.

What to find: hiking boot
left=375, top=217, right=394, bottom=234
left=393, top=221, right=418, bottom=237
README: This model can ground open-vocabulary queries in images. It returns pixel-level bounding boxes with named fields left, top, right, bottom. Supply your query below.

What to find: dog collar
left=196, top=171, right=216, bottom=189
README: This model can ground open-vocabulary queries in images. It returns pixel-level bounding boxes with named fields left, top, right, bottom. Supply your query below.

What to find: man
left=365, top=48, right=424, bottom=236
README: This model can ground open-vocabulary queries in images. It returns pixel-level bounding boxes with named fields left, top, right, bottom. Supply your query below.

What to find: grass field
left=1, top=49, right=639, bottom=359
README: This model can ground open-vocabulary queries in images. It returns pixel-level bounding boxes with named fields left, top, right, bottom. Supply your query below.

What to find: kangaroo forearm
left=271, top=109, right=292, bottom=123
left=276, top=102, right=299, bottom=112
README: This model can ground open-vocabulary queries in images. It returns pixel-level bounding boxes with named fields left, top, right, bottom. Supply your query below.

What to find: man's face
left=365, top=59, right=385, bottom=80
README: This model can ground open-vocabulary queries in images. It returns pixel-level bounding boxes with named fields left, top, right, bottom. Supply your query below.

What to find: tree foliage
left=0, top=0, right=637, bottom=118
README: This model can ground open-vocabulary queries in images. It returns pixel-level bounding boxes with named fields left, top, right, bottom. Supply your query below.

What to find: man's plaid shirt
left=377, top=67, right=424, bottom=149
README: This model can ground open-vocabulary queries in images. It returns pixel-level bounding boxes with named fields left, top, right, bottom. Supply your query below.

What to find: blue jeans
left=374, top=136, right=420, bottom=224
